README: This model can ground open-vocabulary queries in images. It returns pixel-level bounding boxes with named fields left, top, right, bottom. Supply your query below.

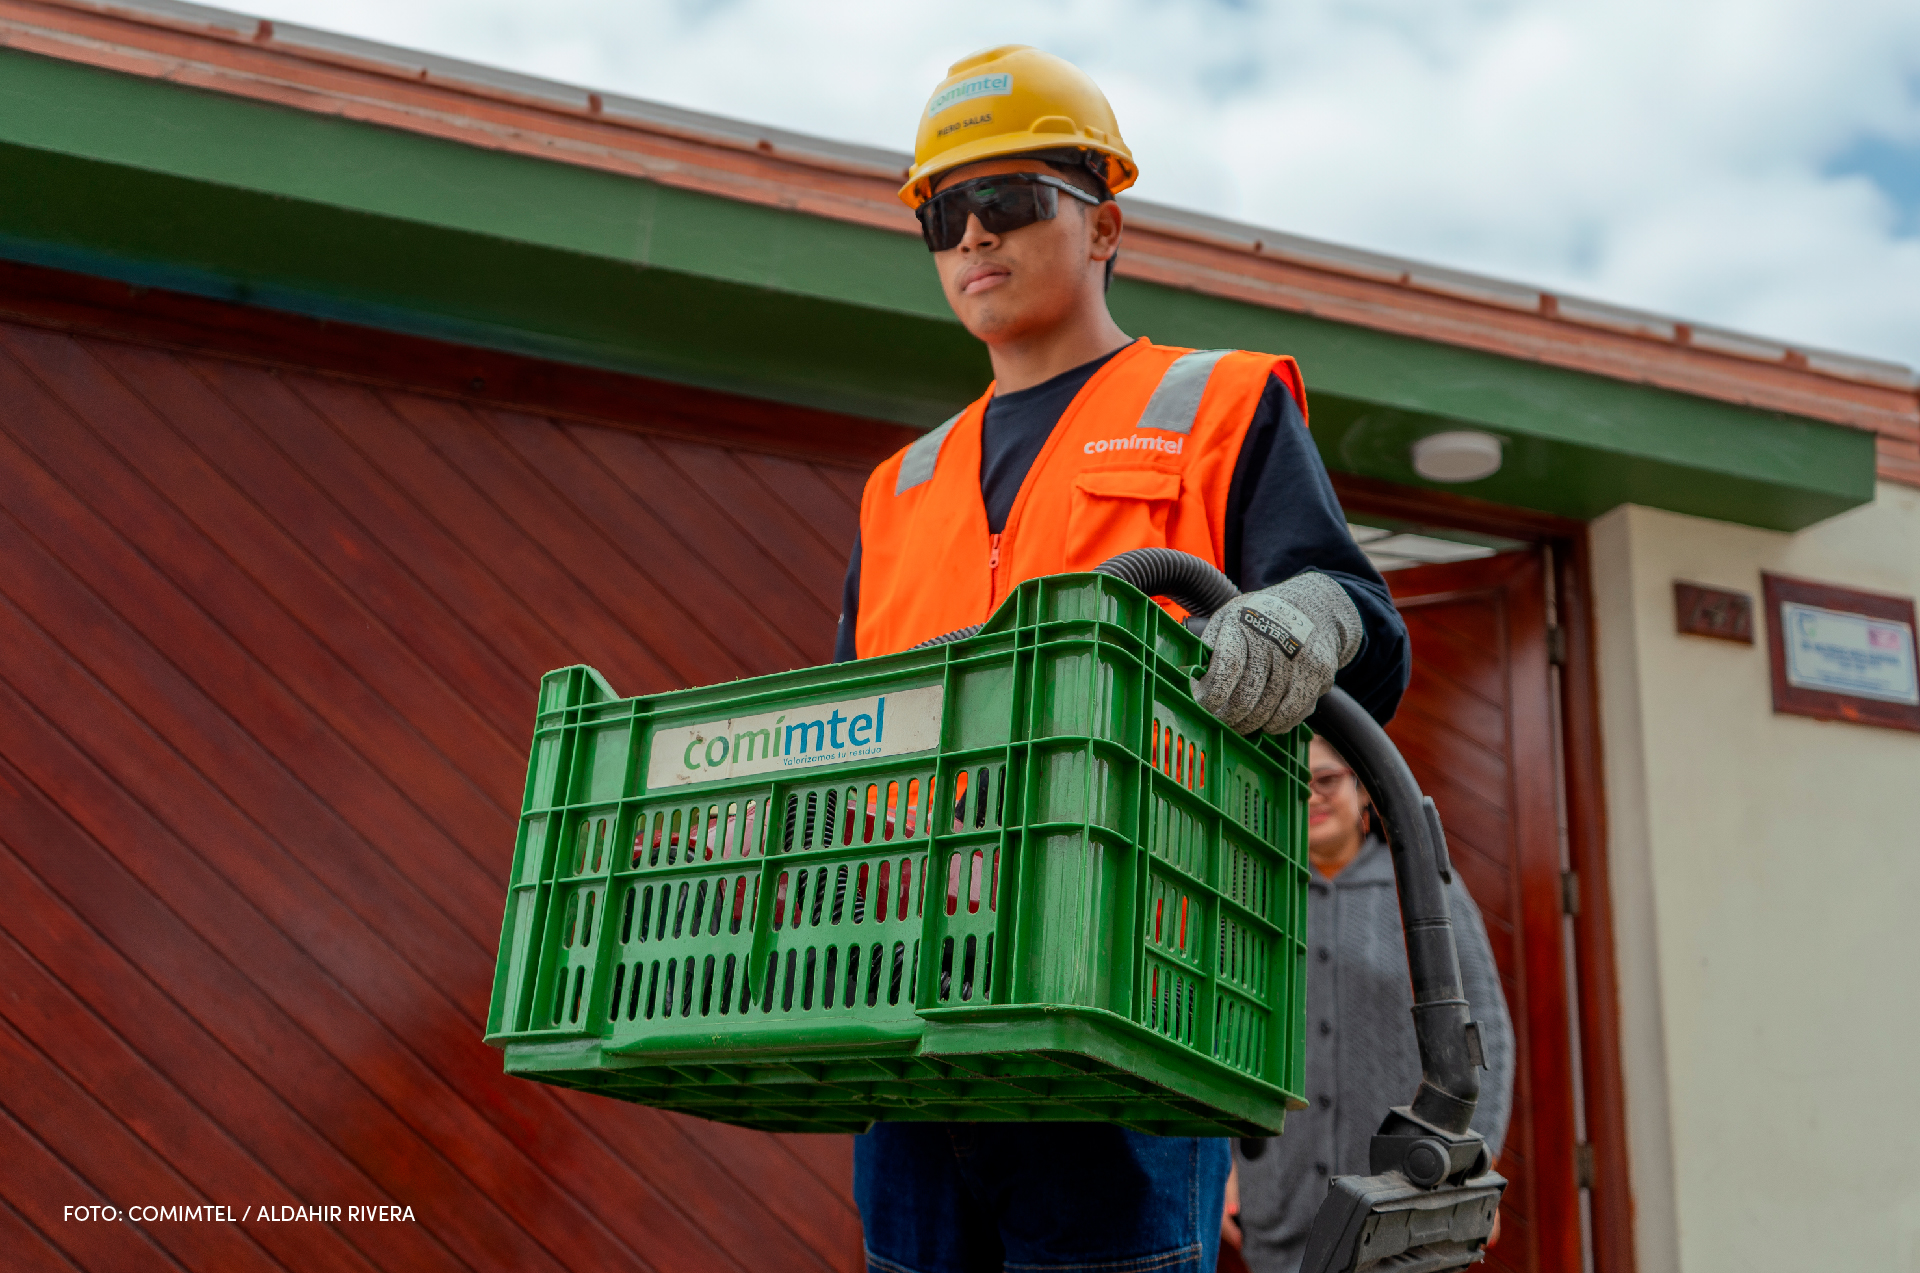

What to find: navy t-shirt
left=834, top=350, right=1410, bottom=724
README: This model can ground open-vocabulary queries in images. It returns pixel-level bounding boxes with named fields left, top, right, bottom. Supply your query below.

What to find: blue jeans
left=853, top=1122, right=1230, bottom=1273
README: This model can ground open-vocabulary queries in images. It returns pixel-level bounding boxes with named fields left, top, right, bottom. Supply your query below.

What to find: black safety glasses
left=915, top=172, right=1104, bottom=252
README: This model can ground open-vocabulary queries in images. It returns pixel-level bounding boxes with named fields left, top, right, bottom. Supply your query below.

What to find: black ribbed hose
left=1301, top=688, right=1481, bottom=1135
left=907, top=624, right=981, bottom=651
left=913, top=548, right=1247, bottom=651
left=1092, top=546, right=1244, bottom=622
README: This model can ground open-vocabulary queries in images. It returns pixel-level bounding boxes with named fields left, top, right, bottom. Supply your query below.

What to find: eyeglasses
left=915, top=172, right=1103, bottom=253
left=1308, top=768, right=1357, bottom=799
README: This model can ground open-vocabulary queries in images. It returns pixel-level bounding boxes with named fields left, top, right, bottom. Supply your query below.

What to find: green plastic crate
left=485, top=572, right=1310, bottom=1136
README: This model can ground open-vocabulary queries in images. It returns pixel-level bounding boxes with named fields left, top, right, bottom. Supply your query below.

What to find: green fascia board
left=0, top=48, right=948, bottom=318
left=0, top=48, right=990, bottom=423
left=0, top=144, right=990, bottom=424
left=0, top=48, right=1875, bottom=530
left=1119, top=279, right=1874, bottom=526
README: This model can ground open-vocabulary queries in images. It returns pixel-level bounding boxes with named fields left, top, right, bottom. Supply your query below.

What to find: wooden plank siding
left=0, top=292, right=878, bottom=1270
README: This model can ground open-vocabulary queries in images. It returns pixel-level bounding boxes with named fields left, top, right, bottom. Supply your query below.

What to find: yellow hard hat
left=900, top=45, right=1138, bottom=209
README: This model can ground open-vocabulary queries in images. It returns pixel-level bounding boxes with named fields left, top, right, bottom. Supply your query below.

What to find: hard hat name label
left=937, top=113, right=992, bottom=139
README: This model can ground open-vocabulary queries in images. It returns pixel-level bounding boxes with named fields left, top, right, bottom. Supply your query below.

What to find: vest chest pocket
left=1064, top=468, right=1184, bottom=571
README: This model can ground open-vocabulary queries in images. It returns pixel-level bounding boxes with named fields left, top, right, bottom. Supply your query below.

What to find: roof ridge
left=37, top=0, right=1916, bottom=394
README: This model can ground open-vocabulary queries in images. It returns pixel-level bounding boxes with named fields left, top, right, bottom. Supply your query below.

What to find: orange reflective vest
left=855, top=338, right=1307, bottom=657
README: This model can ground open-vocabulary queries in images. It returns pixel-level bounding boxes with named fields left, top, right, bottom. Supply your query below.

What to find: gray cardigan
left=1235, top=835, right=1514, bottom=1273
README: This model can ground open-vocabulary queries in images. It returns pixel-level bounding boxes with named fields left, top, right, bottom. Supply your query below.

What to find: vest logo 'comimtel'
left=1083, top=434, right=1184, bottom=455
left=648, top=685, right=944, bottom=788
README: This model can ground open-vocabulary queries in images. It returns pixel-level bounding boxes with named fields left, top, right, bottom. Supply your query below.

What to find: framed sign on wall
left=1762, top=573, right=1920, bottom=733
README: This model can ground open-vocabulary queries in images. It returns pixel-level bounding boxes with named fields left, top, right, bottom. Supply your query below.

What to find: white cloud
left=257, top=0, right=1920, bottom=368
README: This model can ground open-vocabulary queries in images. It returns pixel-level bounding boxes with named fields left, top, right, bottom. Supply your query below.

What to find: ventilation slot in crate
left=759, top=939, right=919, bottom=1013
left=633, top=799, right=762, bottom=867
left=1222, top=842, right=1274, bottom=922
left=1152, top=719, right=1205, bottom=793
left=781, top=774, right=938, bottom=852
left=1146, top=960, right=1198, bottom=1047
left=1147, top=874, right=1196, bottom=964
left=565, top=814, right=612, bottom=876
left=935, top=932, right=994, bottom=1004
left=947, top=764, right=1007, bottom=831
left=1215, top=915, right=1269, bottom=1000
left=1212, top=993, right=1268, bottom=1074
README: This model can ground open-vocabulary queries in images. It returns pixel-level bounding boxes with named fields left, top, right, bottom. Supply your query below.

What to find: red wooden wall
left=0, top=270, right=897, bottom=1271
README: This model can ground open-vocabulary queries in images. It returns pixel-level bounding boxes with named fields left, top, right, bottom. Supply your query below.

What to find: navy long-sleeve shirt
left=834, top=351, right=1410, bottom=724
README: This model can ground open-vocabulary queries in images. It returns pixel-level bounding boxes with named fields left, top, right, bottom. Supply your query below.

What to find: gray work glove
left=1190, top=572, right=1364, bottom=735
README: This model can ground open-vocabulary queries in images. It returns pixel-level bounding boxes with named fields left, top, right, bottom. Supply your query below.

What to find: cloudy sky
left=259, top=0, right=1920, bottom=369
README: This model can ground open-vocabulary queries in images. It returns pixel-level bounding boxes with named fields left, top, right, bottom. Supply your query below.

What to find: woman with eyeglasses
left=1221, top=735, right=1516, bottom=1272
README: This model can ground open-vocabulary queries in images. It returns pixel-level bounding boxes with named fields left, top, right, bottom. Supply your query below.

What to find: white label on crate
left=647, top=685, right=945, bottom=788
left=1782, top=602, right=1918, bottom=704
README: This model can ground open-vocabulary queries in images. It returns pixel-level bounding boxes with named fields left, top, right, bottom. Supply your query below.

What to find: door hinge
left=1575, top=1141, right=1596, bottom=1190
left=1547, top=625, right=1568, bottom=666
left=1561, top=870, right=1581, bottom=917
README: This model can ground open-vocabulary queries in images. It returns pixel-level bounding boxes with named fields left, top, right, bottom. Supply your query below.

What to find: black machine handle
left=1093, top=549, right=1506, bottom=1272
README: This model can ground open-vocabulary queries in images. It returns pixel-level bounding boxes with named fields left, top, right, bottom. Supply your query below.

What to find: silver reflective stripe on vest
left=1135, top=348, right=1233, bottom=435
left=895, top=411, right=964, bottom=495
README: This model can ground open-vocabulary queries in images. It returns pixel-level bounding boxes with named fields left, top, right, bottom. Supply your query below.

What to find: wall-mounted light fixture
left=1410, top=431, right=1504, bottom=483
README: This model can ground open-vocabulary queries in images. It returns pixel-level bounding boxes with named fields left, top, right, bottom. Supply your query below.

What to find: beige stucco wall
left=1590, top=483, right=1920, bottom=1273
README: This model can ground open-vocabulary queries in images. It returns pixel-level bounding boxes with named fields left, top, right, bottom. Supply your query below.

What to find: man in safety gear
left=837, top=44, right=1411, bottom=1273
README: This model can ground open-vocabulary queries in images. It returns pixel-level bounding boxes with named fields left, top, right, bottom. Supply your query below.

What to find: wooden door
left=1384, top=551, right=1583, bottom=1273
